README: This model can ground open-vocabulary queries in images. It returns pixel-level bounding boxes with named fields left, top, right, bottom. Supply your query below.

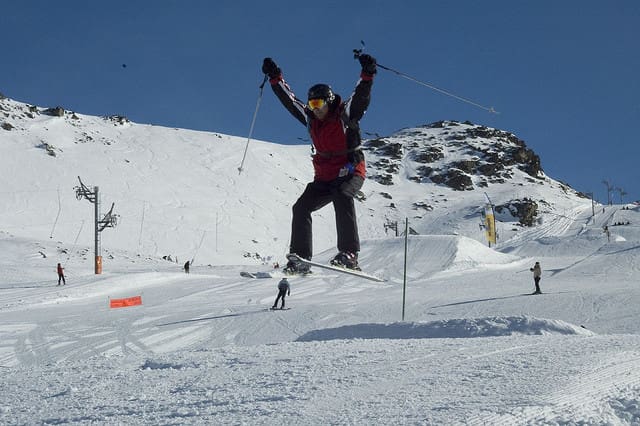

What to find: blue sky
left=2, top=1, right=638, bottom=202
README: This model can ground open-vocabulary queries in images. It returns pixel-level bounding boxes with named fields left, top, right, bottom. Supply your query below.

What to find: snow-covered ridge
left=297, top=316, right=595, bottom=341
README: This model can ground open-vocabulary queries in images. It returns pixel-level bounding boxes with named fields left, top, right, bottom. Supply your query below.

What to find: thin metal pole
left=94, top=186, right=101, bottom=274
left=138, top=201, right=146, bottom=250
left=402, top=218, right=408, bottom=321
left=353, top=43, right=498, bottom=114
left=192, top=230, right=206, bottom=266
left=50, top=187, right=61, bottom=238
left=238, top=75, right=268, bottom=174
left=377, top=63, right=499, bottom=114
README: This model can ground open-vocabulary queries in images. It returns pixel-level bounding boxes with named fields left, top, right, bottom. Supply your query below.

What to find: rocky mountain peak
left=364, top=120, right=542, bottom=191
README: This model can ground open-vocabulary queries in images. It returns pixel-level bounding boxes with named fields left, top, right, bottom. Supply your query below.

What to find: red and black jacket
left=269, top=72, right=374, bottom=182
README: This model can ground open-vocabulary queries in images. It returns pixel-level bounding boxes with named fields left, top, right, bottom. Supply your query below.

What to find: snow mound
left=354, top=235, right=520, bottom=280
left=296, top=316, right=594, bottom=342
left=449, top=235, right=520, bottom=270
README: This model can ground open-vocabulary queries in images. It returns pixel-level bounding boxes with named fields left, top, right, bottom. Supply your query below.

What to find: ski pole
left=238, top=74, right=268, bottom=175
left=353, top=43, right=499, bottom=114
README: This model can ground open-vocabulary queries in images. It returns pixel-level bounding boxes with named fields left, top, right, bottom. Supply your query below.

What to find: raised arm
left=262, top=57, right=308, bottom=127
left=344, top=54, right=377, bottom=123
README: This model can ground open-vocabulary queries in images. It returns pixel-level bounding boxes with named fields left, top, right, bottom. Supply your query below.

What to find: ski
left=286, top=253, right=385, bottom=282
left=240, top=271, right=273, bottom=279
left=240, top=270, right=316, bottom=279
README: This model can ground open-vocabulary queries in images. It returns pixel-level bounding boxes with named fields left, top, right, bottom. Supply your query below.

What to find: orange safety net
left=109, top=295, right=142, bottom=308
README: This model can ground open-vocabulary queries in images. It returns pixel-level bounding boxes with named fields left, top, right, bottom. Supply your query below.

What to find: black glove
left=340, top=175, right=364, bottom=198
left=358, top=54, right=377, bottom=75
left=262, top=57, right=281, bottom=79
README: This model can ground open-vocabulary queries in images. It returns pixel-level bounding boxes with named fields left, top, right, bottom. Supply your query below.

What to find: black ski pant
left=58, top=274, right=66, bottom=285
left=289, top=179, right=360, bottom=260
left=273, top=289, right=287, bottom=308
left=534, top=276, right=541, bottom=293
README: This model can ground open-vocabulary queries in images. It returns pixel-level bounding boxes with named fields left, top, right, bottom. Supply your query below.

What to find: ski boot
left=330, top=251, right=360, bottom=271
left=283, top=256, right=311, bottom=276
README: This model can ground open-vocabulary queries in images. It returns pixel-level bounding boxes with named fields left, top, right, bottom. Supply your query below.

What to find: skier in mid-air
left=261, top=53, right=377, bottom=274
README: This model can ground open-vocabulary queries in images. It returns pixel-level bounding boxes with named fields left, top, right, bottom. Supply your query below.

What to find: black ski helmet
left=307, top=83, right=335, bottom=103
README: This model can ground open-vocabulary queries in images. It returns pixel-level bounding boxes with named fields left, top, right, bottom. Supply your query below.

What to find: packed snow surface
left=2, top=225, right=640, bottom=424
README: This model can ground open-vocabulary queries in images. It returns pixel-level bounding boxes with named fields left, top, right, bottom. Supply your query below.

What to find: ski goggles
left=307, top=98, right=327, bottom=110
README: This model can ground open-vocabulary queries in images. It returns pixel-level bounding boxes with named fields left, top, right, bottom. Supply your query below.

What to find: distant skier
left=57, top=263, right=66, bottom=286
left=272, top=278, right=290, bottom=310
left=262, top=53, right=377, bottom=274
left=184, top=260, right=190, bottom=274
left=529, top=261, right=542, bottom=294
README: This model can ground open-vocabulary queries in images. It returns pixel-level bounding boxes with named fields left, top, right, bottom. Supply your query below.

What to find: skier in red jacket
left=262, top=54, right=376, bottom=273
left=57, top=263, right=66, bottom=286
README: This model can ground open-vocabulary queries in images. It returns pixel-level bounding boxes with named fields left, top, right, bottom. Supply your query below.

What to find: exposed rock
left=43, top=106, right=65, bottom=117
left=478, top=162, right=504, bottom=176
left=412, top=146, right=443, bottom=163
left=370, top=173, right=394, bottom=186
left=430, top=169, right=473, bottom=191
left=416, top=165, right=434, bottom=179
left=376, top=142, right=403, bottom=159
left=364, top=120, right=546, bottom=192
left=413, top=201, right=433, bottom=211
left=105, top=115, right=130, bottom=125
left=453, top=159, right=478, bottom=174
left=37, top=142, right=57, bottom=157
left=495, top=199, right=539, bottom=227
left=365, top=138, right=387, bottom=149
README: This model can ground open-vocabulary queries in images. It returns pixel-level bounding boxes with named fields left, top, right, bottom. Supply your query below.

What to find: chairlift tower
left=74, top=176, right=119, bottom=274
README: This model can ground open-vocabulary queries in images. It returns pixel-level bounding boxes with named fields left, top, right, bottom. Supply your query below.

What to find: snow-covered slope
left=1, top=97, right=594, bottom=268
left=1, top=96, right=315, bottom=265
left=1, top=96, right=639, bottom=424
